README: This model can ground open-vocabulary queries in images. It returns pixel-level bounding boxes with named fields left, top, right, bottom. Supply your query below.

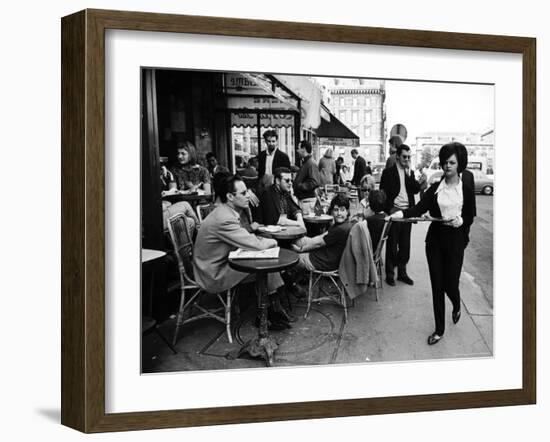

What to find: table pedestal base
left=233, top=336, right=278, bottom=367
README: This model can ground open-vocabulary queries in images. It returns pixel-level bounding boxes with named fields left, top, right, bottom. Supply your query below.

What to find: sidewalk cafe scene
left=141, top=68, right=494, bottom=372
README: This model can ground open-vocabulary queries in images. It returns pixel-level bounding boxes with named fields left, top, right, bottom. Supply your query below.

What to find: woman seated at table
left=170, top=141, right=211, bottom=194
left=291, top=194, right=352, bottom=272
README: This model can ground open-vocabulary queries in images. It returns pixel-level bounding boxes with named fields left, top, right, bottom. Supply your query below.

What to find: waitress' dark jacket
left=403, top=174, right=476, bottom=247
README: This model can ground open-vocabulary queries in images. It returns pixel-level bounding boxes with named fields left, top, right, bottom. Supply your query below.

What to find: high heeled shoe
left=427, top=332, right=443, bottom=345
left=452, top=309, right=461, bottom=324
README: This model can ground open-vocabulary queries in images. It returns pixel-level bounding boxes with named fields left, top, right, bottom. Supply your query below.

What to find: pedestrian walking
left=389, top=142, right=476, bottom=345
left=319, top=148, right=336, bottom=185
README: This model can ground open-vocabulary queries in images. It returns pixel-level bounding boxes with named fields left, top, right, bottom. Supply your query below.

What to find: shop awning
left=315, top=111, right=360, bottom=147
left=272, top=75, right=323, bottom=130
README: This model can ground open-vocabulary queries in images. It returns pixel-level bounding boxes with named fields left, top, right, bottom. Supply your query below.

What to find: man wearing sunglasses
left=256, top=167, right=304, bottom=228
left=380, top=144, right=421, bottom=286
left=193, top=175, right=290, bottom=330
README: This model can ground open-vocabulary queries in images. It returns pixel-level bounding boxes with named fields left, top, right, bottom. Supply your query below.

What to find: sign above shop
left=231, top=112, right=295, bottom=128
left=318, top=137, right=360, bottom=147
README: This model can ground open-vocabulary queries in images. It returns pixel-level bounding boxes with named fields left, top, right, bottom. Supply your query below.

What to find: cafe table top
left=228, top=248, right=299, bottom=274
left=161, top=190, right=213, bottom=204
left=302, top=214, right=334, bottom=224
left=256, top=225, right=307, bottom=241
left=141, top=248, right=166, bottom=264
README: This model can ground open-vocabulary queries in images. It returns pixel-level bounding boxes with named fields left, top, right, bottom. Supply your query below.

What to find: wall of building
left=327, top=78, right=386, bottom=164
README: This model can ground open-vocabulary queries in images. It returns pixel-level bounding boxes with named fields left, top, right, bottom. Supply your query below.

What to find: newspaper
left=228, top=247, right=280, bottom=259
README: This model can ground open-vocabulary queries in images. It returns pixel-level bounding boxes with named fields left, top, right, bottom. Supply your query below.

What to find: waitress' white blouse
left=435, top=176, right=463, bottom=219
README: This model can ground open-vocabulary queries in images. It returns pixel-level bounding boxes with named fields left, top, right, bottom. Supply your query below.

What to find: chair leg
left=155, top=326, right=178, bottom=354
left=225, top=290, right=233, bottom=344
left=305, top=271, right=313, bottom=319
left=172, top=287, right=187, bottom=346
left=338, top=281, right=348, bottom=323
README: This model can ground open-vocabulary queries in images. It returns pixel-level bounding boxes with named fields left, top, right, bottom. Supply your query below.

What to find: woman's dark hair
left=329, top=194, right=350, bottom=213
left=368, top=189, right=387, bottom=213
left=175, top=140, right=198, bottom=165
left=219, top=174, right=243, bottom=203
left=439, top=142, right=468, bottom=173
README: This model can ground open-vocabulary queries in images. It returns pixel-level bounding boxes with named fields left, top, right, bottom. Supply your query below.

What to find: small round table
left=228, top=248, right=299, bottom=366
left=142, top=249, right=177, bottom=354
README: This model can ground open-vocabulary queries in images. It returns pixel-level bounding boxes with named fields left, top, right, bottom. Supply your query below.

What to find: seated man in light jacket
left=291, top=194, right=352, bottom=272
left=193, top=174, right=289, bottom=329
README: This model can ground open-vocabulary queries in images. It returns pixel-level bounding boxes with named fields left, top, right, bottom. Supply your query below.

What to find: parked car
left=426, top=169, right=494, bottom=195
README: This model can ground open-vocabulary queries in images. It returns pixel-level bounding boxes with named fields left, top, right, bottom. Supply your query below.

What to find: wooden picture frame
left=61, top=9, right=536, bottom=433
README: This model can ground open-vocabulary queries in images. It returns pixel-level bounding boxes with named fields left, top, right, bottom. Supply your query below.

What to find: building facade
left=324, top=78, right=386, bottom=166
left=414, top=130, right=495, bottom=170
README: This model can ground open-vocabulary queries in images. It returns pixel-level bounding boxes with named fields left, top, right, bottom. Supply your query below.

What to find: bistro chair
left=196, top=203, right=217, bottom=223
left=372, top=219, right=392, bottom=302
left=324, top=184, right=340, bottom=194
left=241, top=175, right=258, bottom=190
left=166, top=213, right=237, bottom=345
left=324, top=184, right=339, bottom=201
left=304, top=258, right=349, bottom=323
left=348, top=186, right=359, bottom=208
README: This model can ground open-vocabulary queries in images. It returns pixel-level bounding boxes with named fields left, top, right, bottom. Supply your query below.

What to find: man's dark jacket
left=255, top=185, right=301, bottom=225
left=380, top=164, right=421, bottom=213
left=352, top=155, right=367, bottom=186
left=258, top=149, right=291, bottom=179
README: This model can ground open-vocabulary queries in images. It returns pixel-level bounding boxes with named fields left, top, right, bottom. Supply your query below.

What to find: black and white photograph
left=141, top=69, right=494, bottom=373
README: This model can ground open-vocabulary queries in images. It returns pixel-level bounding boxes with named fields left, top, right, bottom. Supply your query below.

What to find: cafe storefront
left=223, top=73, right=302, bottom=170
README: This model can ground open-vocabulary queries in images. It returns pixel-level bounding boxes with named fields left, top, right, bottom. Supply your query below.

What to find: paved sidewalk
left=143, top=221, right=493, bottom=373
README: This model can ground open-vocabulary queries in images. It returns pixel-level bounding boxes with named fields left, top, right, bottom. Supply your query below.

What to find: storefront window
left=231, top=126, right=258, bottom=170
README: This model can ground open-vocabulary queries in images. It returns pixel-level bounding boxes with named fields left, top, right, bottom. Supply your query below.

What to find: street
left=464, top=195, right=494, bottom=306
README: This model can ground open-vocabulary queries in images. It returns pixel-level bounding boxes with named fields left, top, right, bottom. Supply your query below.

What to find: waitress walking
left=389, top=142, right=476, bottom=345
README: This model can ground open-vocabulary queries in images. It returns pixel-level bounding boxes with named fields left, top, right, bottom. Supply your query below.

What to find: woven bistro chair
left=196, top=203, right=217, bottom=223
left=166, top=213, right=236, bottom=345
left=304, top=257, right=349, bottom=323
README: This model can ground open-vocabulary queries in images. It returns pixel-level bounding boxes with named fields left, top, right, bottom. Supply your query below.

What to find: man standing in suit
left=257, top=130, right=291, bottom=180
left=351, top=149, right=367, bottom=187
left=380, top=144, right=420, bottom=286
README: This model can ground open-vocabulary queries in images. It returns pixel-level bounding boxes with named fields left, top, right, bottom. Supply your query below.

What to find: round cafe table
left=228, top=248, right=299, bottom=366
left=141, top=249, right=177, bottom=354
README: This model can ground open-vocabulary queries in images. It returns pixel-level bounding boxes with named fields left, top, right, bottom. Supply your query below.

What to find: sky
left=384, top=80, right=494, bottom=145
left=315, top=76, right=494, bottom=147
